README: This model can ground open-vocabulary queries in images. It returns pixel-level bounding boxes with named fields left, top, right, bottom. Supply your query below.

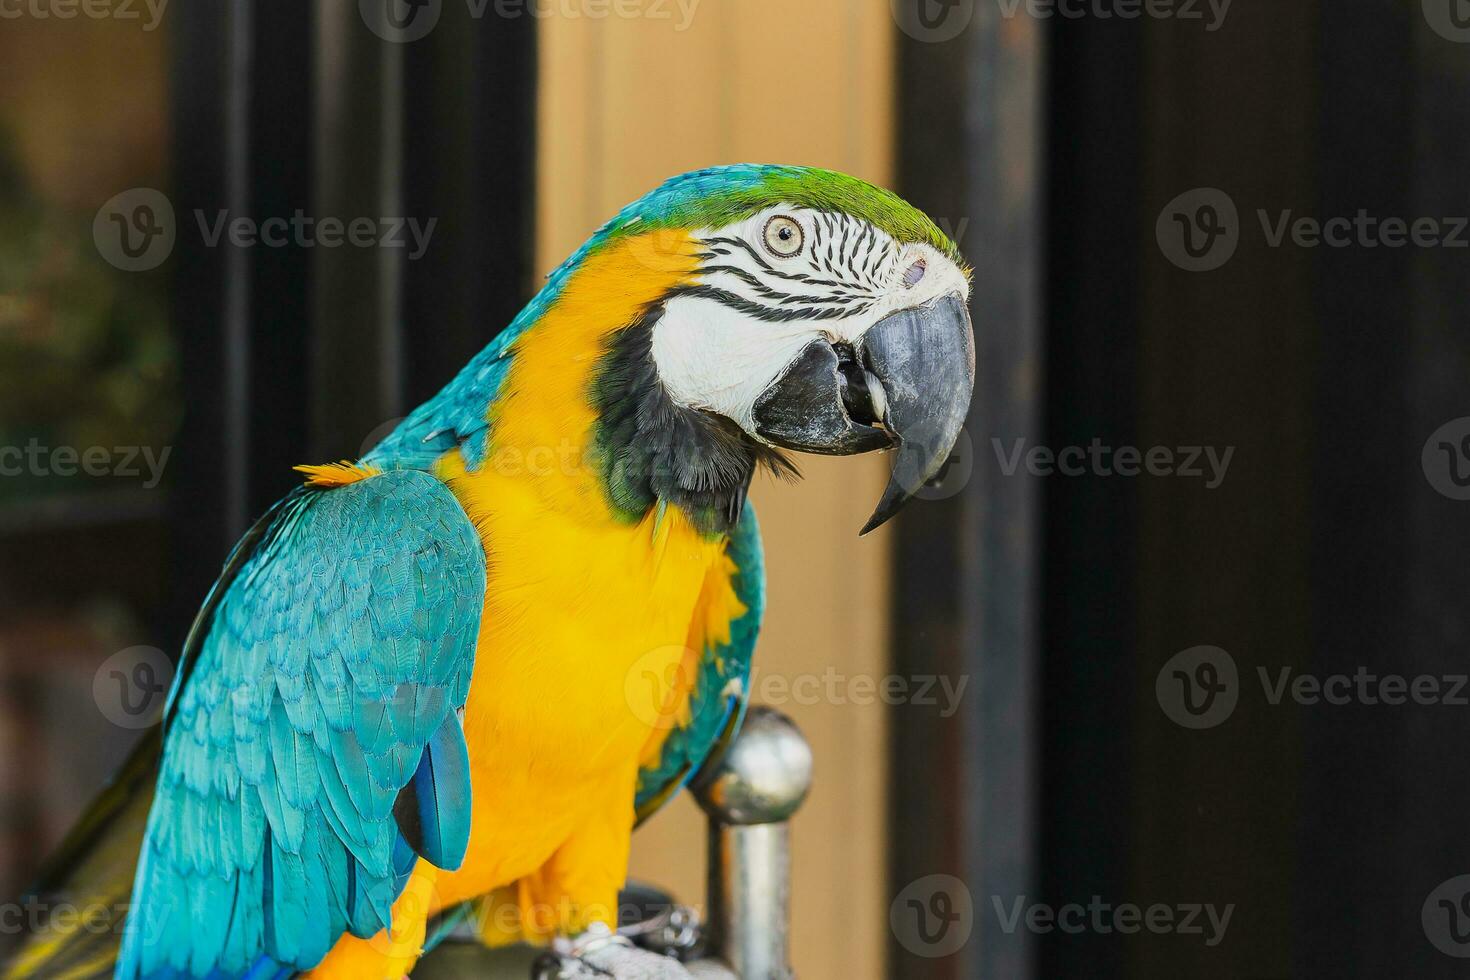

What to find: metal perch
left=414, top=705, right=813, bottom=979
left=693, top=706, right=814, bottom=980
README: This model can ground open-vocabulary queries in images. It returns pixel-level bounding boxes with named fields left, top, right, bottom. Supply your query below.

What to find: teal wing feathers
left=633, top=500, right=764, bottom=824
left=116, top=470, right=485, bottom=979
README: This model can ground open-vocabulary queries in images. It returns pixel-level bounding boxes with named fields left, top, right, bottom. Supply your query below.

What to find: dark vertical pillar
left=169, top=0, right=535, bottom=641
left=169, top=0, right=314, bottom=634
left=890, top=4, right=1046, bottom=979
left=245, top=1, right=316, bottom=511
left=312, top=0, right=406, bottom=458
left=892, top=2, right=1470, bottom=978
left=313, top=1, right=539, bottom=457
left=170, top=0, right=243, bottom=622
left=1128, top=2, right=1318, bottom=975
left=401, top=1, right=538, bottom=403
left=888, top=14, right=975, bottom=974
left=1299, top=4, right=1470, bottom=977
left=957, top=8, right=1046, bottom=980
left=1037, top=15, right=1143, bottom=980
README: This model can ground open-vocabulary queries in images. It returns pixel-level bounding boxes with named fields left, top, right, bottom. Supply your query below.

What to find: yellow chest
left=448, top=454, right=728, bottom=770
left=431, top=453, right=735, bottom=893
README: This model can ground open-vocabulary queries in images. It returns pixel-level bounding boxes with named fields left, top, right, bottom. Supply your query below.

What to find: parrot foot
left=531, top=923, right=696, bottom=980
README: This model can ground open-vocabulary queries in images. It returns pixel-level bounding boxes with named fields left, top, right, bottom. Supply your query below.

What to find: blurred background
left=1, top=1, right=1469, bottom=978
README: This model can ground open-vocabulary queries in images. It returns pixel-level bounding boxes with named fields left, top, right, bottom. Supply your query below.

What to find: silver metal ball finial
left=694, top=706, right=813, bottom=826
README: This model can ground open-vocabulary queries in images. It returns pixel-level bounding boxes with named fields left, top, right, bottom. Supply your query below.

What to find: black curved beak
left=750, top=292, right=975, bottom=534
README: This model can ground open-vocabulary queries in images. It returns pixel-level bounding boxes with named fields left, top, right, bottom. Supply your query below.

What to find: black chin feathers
left=591, top=304, right=796, bottom=536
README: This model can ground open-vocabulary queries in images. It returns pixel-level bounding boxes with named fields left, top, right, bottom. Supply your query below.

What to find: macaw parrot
left=4, top=165, right=973, bottom=980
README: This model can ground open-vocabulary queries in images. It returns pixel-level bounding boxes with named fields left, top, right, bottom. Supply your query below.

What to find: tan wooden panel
left=537, top=4, right=896, bottom=977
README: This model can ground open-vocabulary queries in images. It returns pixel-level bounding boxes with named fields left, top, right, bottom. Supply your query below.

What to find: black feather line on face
left=701, top=237, right=852, bottom=290
left=699, top=264, right=873, bottom=307
left=590, top=304, right=798, bottom=537
left=858, top=222, right=876, bottom=263
left=666, top=285, right=866, bottom=322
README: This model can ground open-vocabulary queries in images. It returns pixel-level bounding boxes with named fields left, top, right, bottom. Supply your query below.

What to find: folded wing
left=117, top=470, right=485, bottom=979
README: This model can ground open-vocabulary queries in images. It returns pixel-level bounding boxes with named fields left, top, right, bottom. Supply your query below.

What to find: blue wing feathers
left=401, top=712, right=473, bottom=871
left=118, top=470, right=486, bottom=978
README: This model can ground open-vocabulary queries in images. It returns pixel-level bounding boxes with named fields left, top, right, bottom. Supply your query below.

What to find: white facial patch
left=651, top=294, right=819, bottom=432
left=649, top=205, right=970, bottom=434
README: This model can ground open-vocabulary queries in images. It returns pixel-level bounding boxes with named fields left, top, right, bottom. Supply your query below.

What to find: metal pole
left=693, top=707, right=813, bottom=980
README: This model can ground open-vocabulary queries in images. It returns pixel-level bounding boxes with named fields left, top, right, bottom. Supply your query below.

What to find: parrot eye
left=902, top=257, right=927, bottom=288
left=762, top=215, right=804, bottom=258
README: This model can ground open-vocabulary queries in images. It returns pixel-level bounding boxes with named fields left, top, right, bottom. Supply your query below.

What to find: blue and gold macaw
left=4, top=165, right=973, bottom=979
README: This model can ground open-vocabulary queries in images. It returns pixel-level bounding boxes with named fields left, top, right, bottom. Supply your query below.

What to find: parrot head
left=372, top=165, right=974, bottom=537
left=581, top=165, right=975, bottom=535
